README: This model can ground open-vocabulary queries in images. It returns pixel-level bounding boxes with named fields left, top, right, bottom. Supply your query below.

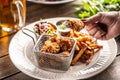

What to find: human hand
left=83, top=11, right=120, bottom=40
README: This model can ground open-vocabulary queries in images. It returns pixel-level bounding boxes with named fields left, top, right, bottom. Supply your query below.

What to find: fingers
left=82, top=12, right=108, bottom=40
left=85, top=23, right=98, bottom=31
left=82, top=13, right=103, bottom=36
left=82, top=11, right=120, bottom=40
left=94, top=30, right=106, bottom=39
left=83, top=12, right=102, bottom=25
left=87, top=25, right=106, bottom=39
left=87, top=27, right=98, bottom=36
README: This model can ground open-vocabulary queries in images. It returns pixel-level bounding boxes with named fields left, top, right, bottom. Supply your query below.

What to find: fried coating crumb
left=66, top=19, right=84, bottom=32
left=41, top=42, right=60, bottom=53
left=40, top=34, right=74, bottom=56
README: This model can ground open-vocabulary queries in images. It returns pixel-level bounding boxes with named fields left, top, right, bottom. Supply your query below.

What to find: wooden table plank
left=87, top=56, right=120, bottom=80
left=26, top=3, right=77, bottom=24
left=0, top=35, right=14, bottom=57
left=1, top=56, right=120, bottom=80
left=3, top=73, right=38, bottom=80
left=1, top=1, right=120, bottom=80
left=0, top=56, right=20, bottom=79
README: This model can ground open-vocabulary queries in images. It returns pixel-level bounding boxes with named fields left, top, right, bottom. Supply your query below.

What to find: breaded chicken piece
left=41, top=41, right=60, bottom=53
left=40, top=34, right=73, bottom=55
left=65, top=19, right=84, bottom=32
left=57, top=37, right=73, bottom=51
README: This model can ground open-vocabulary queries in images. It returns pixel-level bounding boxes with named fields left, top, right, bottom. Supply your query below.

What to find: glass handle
left=11, top=0, right=25, bottom=30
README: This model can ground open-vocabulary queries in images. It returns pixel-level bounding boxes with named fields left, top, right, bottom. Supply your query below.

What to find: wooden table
left=0, top=1, right=120, bottom=80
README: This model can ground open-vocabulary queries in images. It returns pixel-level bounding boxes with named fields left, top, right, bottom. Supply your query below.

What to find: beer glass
left=0, top=0, right=26, bottom=33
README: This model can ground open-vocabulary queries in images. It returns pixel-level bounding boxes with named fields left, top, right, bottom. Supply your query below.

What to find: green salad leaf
left=74, top=0, right=120, bottom=18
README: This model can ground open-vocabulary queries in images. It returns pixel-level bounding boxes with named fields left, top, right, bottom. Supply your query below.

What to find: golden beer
left=0, top=0, right=26, bottom=32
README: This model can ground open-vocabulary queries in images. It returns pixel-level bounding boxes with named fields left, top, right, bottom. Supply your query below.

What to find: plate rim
left=9, top=17, right=118, bottom=80
left=27, top=0, right=74, bottom=5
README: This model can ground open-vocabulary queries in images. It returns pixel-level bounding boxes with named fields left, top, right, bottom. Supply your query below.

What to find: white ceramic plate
left=9, top=17, right=117, bottom=80
left=27, top=0, right=74, bottom=5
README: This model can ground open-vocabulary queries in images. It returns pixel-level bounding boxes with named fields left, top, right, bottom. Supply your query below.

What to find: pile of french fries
left=69, top=30, right=103, bottom=65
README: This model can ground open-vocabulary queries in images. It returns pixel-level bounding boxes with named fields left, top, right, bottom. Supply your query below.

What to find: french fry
left=86, top=53, right=94, bottom=64
left=77, top=36, right=83, bottom=42
left=94, top=45, right=103, bottom=53
left=65, top=29, right=103, bottom=65
left=71, top=47, right=87, bottom=65
left=81, top=42, right=92, bottom=49
left=70, top=30, right=74, bottom=38
left=74, top=31, right=80, bottom=37
left=75, top=44, right=80, bottom=51
left=97, top=45, right=103, bottom=49
left=85, top=49, right=94, bottom=54
left=76, top=41, right=82, bottom=49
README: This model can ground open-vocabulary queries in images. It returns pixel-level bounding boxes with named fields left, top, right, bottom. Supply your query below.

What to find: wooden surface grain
left=0, top=1, right=120, bottom=80
left=26, top=1, right=77, bottom=24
